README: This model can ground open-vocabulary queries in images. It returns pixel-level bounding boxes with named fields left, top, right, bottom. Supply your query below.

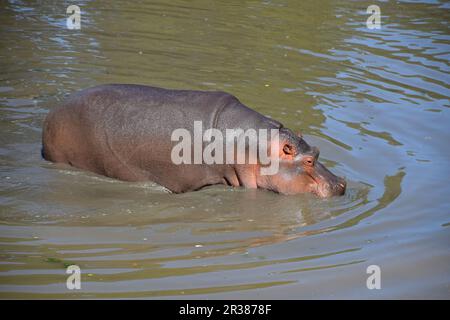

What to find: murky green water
left=0, top=0, right=449, bottom=299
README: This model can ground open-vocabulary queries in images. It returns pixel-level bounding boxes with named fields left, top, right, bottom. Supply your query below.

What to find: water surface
left=0, top=0, right=449, bottom=298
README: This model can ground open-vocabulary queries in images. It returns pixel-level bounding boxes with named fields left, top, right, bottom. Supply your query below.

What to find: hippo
left=42, top=84, right=346, bottom=197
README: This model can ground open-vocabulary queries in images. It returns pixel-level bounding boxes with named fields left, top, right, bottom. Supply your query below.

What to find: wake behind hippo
left=42, top=84, right=346, bottom=197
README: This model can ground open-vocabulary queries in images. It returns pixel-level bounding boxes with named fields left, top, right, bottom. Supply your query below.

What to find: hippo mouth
left=308, top=161, right=346, bottom=198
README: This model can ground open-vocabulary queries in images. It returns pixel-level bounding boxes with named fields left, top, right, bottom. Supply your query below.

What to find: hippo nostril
left=337, top=178, right=347, bottom=194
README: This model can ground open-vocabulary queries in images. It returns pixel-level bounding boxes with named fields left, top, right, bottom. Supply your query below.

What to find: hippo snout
left=316, top=175, right=346, bottom=198
left=311, top=160, right=347, bottom=198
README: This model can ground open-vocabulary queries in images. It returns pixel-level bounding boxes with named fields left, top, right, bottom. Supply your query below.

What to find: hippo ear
left=281, top=142, right=296, bottom=160
left=283, top=144, right=294, bottom=155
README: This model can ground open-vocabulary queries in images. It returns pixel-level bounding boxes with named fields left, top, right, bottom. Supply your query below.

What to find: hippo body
left=42, top=84, right=346, bottom=197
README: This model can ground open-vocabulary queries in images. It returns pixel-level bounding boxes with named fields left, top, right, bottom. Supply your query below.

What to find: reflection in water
left=0, top=169, right=405, bottom=298
left=324, top=171, right=404, bottom=233
left=0, top=0, right=449, bottom=298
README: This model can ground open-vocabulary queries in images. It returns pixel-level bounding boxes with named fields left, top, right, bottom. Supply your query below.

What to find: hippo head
left=257, top=128, right=346, bottom=198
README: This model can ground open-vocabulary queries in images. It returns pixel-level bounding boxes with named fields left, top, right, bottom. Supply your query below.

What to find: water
left=0, top=0, right=449, bottom=299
